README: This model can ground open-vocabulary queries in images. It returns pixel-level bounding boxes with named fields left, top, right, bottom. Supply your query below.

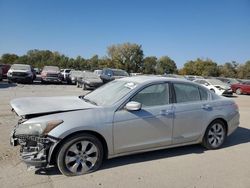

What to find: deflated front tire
left=56, top=133, right=104, bottom=176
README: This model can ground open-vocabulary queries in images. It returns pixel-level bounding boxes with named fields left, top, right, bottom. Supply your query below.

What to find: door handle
left=202, top=104, right=212, bottom=110
left=160, top=109, right=174, bottom=116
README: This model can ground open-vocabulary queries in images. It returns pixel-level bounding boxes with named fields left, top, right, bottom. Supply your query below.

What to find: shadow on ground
left=0, top=82, right=17, bottom=88
left=35, top=126, right=250, bottom=176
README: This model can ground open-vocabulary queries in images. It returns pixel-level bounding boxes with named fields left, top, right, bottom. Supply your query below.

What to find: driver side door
left=113, top=83, right=174, bottom=154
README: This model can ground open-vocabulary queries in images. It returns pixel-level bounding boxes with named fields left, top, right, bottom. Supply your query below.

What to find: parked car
left=7, top=64, right=36, bottom=84
left=60, top=69, right=72, bottom=81
left=193, top=78, right=233, bottom=96
left=0, top=67, right=2, bottom=81
left=164, top=74, right=185, bottom=79
left=68, top=70, right=83, bottom=85
left=93, top=69, right=102, bottom=76
left=0, top=64, right=11, bottom=78
left=41, top=66, right=62, bottom=84
left=77, top=71, right=103, bottom=90
left=10, top=76, right=239, bottom=176
left=231, top=81, right=250, bottom=95
left=100, top=68, right=129, bottom=83
left=216, top=77, right=240, bottom=85
left=34, top=68, right=41, bottom=74
left=185, top=75, right=204, bottom=81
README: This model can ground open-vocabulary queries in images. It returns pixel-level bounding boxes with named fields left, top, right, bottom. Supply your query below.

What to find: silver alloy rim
left=208, top=123, right=225, bottom=148
left=236, top=88, right=241, bottom=95
left=65, top=141, right=98, bottom=174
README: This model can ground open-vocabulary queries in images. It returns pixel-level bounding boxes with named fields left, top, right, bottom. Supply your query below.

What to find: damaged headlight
left=15, top=120, right=63, bottom=136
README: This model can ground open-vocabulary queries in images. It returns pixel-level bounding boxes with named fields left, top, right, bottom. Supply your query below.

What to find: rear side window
left=199, top=87, right=208, bottom=100
left=173, top=83, right=200, bottom=103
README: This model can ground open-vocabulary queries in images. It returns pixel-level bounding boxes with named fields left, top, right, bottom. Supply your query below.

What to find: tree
left=143, top=56, right=157, bottom=74
left=156, top=56, right=177, bottom=74
left=182, top=58, right=218, bottom=76
left=107, top=42, right=144, bottom=73
left=0, top=53, right=19, bottom=64
left=219, top=61, right=238, bottom=78
left=237, top=61, right=250, bottom=79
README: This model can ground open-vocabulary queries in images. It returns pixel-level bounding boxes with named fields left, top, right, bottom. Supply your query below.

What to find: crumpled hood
left=10, top=96, right=96, bottom=116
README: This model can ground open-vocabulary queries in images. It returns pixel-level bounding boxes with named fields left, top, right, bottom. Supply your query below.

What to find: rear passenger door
left=172, top=83, right=209, bottom=144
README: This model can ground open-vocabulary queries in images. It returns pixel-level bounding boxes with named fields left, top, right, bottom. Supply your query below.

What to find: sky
left=0, top=0, right=249, bottom=68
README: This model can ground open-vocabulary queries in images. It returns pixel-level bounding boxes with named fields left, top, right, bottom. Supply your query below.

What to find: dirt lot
left=0, top=81, right=250, bottom=188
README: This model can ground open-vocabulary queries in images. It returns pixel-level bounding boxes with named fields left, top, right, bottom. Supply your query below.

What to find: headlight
left=15, top=120, right=63, bottom=136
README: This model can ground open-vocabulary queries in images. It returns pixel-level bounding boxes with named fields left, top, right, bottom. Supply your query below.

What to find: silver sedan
left=10, top=76, right=239, bottom=176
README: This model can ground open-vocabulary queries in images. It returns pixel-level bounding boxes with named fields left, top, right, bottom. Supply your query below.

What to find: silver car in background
left=10, top=76, right=239, bottom=176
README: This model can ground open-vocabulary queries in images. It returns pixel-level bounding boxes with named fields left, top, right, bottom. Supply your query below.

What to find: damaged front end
left=10, top=119, right=63, bottom=168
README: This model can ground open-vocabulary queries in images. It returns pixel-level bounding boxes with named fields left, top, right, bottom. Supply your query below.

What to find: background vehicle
left=0, top=67, right=2, bottom=81
left=7, top=64, right=36, bottom=84
left=185, top=75, right=204, bottom=81
left=41, top=66, right=62, bottom=84
left=216, top=77, right=240, bottom=85
left=34, top=68, right=41, bottom=74
left=94, top=69, right=102, bottom=76
left=0, top=64, right=11, bottom=78
left=68, top=70, right=82, bottom=85
left=231, top=81, right=250, bottom=95
left=10, top=76, right=239, bottom=176
left=77, top=71, right=103, bottom=90
left=100, top=68, right=129, bottom=83
left=60, top=69, right=71, bottom=81
left=193, top=78, right=233, bottom=96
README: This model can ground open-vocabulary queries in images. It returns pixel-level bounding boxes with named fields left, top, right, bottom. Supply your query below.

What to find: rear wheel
left=202, top=120, right=226, bottom=149
left=235, top=88, right=242, bottom=95
left=57, top=134, right=103, bottom=176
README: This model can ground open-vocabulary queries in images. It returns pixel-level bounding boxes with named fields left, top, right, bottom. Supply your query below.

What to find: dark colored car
left=0, top=64, right=11, bottom=78
left=41, top=66, right=62, bottom=84
left=7, top=64, right=36, bottom=84
left=0, top=67, right=3, bottom=81
left=77, top=71, right=103, bottom=90
left=100, top=68, right=129, bottom=83
left=231, top=82, right=250, bottom=95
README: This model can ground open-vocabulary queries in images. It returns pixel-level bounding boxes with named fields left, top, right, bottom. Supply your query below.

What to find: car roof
left=119, top=75, right=192, bottom=85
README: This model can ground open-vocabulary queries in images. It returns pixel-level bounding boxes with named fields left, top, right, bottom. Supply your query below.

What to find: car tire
left=83, top=84, right=87, bottom=90
left=235, top=88, right=242, bottom=95
left=202, top=119, right=226, bottom=150
left=57, top=133, right=104, bottom=176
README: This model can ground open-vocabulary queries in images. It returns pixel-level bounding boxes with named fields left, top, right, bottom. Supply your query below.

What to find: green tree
left=143, top=56, right=157, bottom=74
left=182, top=58, right=218, bottom=76
left=0, top=53, right=19, bottom=64
left=219, top=61, right=238, bottom=78
left=107, top=42, right=144, bottom=73
left=156, top=56, right=177, bottom=74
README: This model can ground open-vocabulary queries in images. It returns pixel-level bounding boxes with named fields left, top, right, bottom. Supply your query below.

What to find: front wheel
left=202, top=120, right=226, bottom=149
left=235, top=88, right=242, bottom=95
left=57, top=134, right=104, bottom=176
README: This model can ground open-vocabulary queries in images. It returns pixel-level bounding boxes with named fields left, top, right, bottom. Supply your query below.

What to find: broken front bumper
left=10, top=131, right=58, bottom=168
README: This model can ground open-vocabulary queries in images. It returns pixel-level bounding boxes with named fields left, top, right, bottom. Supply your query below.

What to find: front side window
left=131, top=83, right=169, bottom=107
left=173, top=83, right=200, bottom=103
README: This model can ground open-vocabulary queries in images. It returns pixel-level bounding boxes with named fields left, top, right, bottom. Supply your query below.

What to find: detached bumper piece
left=14, top=135, right=56, bottom=168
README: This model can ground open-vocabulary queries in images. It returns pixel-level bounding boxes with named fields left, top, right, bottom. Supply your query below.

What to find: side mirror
left=125, top=101, right=142, bottom=111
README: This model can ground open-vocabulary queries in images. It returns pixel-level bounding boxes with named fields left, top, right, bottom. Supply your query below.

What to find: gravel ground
left=0, top=80, right=250, bottom=188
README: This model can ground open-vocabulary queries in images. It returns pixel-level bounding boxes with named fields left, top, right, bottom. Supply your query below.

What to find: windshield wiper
left=82, top=97, right=98, bottom=106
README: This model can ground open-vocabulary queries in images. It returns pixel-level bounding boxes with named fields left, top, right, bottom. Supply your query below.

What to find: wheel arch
left=48, top=130, right=109, bottom=165
left=204, top=117, right=228, bottom=137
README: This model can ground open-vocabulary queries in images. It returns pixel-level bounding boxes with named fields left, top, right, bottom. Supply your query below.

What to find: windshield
left=113, top=70, right=129, bottom=77
left=43, top=66, right=59, bottom=71
left=11, top=64, right=30, bottom=71
left=208, top=79, right=227, bottom=86
left=84, top=80, right=138, bottom=106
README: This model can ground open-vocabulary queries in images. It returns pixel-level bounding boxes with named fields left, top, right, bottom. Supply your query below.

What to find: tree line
left=0, top=42, right=249, bottom=79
